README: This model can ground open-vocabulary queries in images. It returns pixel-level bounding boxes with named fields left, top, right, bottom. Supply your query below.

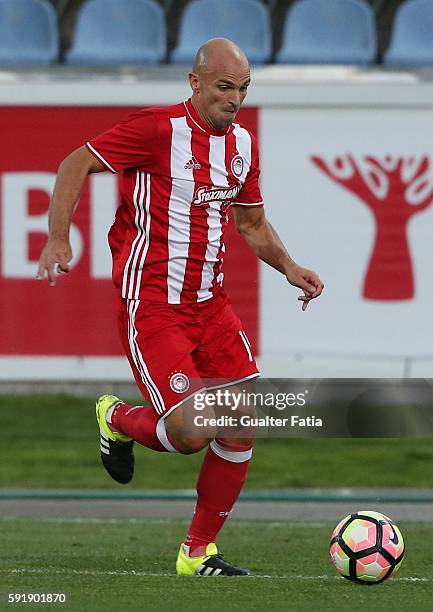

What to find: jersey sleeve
left=232, top=134, right=263, bottom=207
left=86, top=110, right=157, bottom=173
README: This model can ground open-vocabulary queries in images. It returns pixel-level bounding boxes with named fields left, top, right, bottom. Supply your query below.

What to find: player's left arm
left=232, top=206, right=324, bottom=311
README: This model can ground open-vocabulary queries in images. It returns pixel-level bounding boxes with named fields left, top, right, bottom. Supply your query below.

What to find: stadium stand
left=0, top=0, right=58, bottom=65
left=384, top=0, right=433, bottom=67
left=65, top=0, right=166, bottom=65
left=171, top=0, right=272, bottom=64
left=275, top=0, right=377, bottom=65
left=0, top=0, right=412, bottom=66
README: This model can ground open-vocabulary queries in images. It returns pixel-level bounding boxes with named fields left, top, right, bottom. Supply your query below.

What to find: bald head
left=189, top=38, right=251, bottom=131
left=193, top=38, right=249, bottom=75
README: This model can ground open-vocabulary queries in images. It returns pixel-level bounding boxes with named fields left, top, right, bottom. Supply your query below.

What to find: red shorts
left=117, top=291, right=260, bottom=418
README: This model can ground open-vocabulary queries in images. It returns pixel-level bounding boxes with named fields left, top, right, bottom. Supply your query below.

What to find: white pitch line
left=2, top=568, right=432, bottom=582
left=0, top=517, right=190, bottom=525
left=0, top=517, right=328, bottom=528
left=0, top=517, right=143, bottom=525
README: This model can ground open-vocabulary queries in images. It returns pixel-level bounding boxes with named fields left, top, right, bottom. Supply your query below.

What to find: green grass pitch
left=3, top=394, right=433, bottom=489
left=3, top=394, right=433, bottom=610
left=2, top=518, right=433, bottom=612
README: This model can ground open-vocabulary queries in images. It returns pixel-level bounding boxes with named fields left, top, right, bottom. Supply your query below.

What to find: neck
left=191, top=96, right=219, bottom=131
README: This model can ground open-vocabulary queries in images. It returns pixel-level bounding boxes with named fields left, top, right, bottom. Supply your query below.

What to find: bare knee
left=171, top=434, right=210, bottom=454
left=165, top=400, right=215, bottom=454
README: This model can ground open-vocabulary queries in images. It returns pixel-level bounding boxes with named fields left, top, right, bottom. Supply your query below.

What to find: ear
left=188, top=72, right=200, bottom=95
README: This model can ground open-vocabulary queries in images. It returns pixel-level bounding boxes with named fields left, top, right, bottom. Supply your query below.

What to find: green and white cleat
left=95, top=394, right=134, bottom=484
left=176, top=543, right=250, bottom=576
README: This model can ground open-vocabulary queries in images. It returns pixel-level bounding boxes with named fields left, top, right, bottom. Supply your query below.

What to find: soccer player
left=37, top=38, right=324, bottom=576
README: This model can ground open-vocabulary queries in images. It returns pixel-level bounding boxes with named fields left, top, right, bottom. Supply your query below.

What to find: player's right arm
left=36, top=146, right=105, bottom=286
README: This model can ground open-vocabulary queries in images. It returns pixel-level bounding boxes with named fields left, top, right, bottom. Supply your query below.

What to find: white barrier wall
left=260, top=108, right=433, bottom=376
left=1, top=68, right=432, bottom=378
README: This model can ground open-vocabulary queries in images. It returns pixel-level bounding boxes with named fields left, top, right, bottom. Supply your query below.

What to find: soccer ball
left=329, top=510, right=405, bottom=584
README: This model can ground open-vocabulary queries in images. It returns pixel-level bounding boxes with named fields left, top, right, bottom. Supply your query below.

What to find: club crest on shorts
left=169, top=372, right=190, bottom=394
left=231, top=155, right=244, bottom=178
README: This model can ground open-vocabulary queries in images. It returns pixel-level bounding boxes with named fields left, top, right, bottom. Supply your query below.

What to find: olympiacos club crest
left=231, top=155, right=244, bottom=178
left=169, top=372, right=190, bottom=394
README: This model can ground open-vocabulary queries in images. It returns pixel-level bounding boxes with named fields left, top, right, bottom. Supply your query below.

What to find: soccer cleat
left=176, top=543, right=250, bottom=576
left=95, top=394, right=134, bottom=484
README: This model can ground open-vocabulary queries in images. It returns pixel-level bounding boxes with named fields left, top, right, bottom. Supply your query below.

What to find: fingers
left=303, top=273, right=324, bottom=297
left=310, top=283, right=324, bottom=298
left=36, top=239, right=72, bottom=286
left=297, top=280, right=324, bottom=311
left=47, top=266, right=55, bottom=286
left=36, top=263, right=56, bottom=286
left=36, top=259, right=70, bottom=286
left=286, top=264, right=326, bottom=311
left=316, top=279, right=325, bottom=295
left=35, top=262, right=44, bottom=281
left=298, top=294, right=312, bottom=311
left=287, top=266, right=324, bottom=296
left=302, top=276, right=324, bottom=299
left=301, top=280, right=318, bottom=294
left=56, top=263, right=70, bottom=274
left=290, top=272, right=316, bottom=294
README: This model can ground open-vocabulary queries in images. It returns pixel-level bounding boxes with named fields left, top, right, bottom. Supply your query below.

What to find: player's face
left=191, top=64, right=251, bottom=130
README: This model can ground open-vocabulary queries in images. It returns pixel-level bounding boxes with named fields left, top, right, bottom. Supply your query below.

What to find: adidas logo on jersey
left=184, top=156, right=201, bottom=170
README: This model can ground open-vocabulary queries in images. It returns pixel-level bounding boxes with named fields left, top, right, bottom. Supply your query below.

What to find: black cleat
left=96, top=394, right=134, bottom=484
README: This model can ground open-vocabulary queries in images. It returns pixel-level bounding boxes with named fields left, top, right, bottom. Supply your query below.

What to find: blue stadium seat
left=276, top=0, right=377, bottom=65
left=384, top=0, right=433, bottom=66
left=66, top=0, right=166, bottom=65
left=171, top=0, right=271, bottom=65
left=0, top=0, right=58, bottom=65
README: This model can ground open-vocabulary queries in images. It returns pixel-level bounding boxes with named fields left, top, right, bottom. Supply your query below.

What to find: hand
left=285, top=263, right=324, bottom=311
left=36, top=238, right=72, bottom=286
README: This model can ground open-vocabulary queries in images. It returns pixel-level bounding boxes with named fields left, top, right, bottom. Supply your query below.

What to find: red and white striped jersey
left=86, top=98, right=263, bottom=304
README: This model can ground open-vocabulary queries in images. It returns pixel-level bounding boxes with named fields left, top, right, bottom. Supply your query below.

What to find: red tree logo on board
left=311, top=154, right=433, bottom=301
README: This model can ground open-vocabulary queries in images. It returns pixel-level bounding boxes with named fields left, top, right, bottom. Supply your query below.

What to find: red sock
left=184, top=439, right=252, bottom=557
left=110, top=402, right=178, bottom=453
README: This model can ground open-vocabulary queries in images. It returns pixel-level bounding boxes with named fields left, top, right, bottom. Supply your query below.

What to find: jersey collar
left=184, top=98, right=234, bottom=137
